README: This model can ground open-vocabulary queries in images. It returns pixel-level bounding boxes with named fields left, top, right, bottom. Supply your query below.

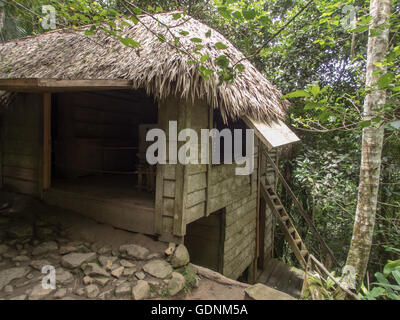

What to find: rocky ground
left=0, top=191, right=294, bottom=300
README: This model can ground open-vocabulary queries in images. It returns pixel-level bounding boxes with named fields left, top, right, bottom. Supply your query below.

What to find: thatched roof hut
left=0, top=11, right=288, bottom=122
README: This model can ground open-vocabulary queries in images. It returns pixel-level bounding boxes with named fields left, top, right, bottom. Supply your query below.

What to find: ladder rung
left=275, top=205, right=283, bottom=210
left=288, top=227, right=295, bottom=234
left=295, top=239, right=302, bottom=245
left=301, top=250, right=308, bottom=257
left=281, top=215, right=289, bottom=222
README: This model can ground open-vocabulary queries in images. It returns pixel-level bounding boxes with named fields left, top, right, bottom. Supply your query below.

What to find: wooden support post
left=206, top=104, right=213, bottom=216
left=43, top=93, right=52, bottom=191
left=173, top=100, right=189, bottom=236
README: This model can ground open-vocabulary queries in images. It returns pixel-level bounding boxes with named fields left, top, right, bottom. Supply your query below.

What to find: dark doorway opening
left=184, top=209, right=226, bottom=273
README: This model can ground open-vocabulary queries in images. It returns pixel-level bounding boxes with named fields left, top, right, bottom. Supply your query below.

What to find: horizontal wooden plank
left=185, top=202, right=206, bottom=225
left=2, top=153, right=38, bottom=169
left=186, top=189, right=206, bottom=208
left=3, top=177, right=39, bottom=195
left=3, top=166, right=38, bottom=182
left=0, top=78, right=133, bottom=92
left=187, top=172, right=207, bottom=193
left=3, top=139, right=38, bottom=156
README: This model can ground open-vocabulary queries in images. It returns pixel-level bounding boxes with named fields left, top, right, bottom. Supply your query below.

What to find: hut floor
left=43, top=175, right=155, bottom=235
left=257, top=258, right=305, bottom=299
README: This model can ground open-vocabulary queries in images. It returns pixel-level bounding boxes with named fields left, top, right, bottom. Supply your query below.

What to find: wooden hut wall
left=0, top=93, right=42, bottom=196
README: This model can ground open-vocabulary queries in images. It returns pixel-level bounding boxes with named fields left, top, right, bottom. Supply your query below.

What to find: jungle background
left=0, top=0, right=399, bottom=298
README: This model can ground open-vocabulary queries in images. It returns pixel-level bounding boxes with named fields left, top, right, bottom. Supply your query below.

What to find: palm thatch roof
left=0, top=11, right=289, bottom=122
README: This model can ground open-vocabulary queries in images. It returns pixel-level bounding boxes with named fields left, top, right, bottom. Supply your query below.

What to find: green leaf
left=200, top=54, right=210, bottom=63
left=157, top=34, right=166, bottom=43
left=205, top=30, right=212, bottom=38
left=359, top=120, right=372, bottom=128
left=383, top=260, right=400, bottom=277
left=232, top=11, right=242, bottom=20
left=310, top=84, right=321, bottom=97
left=190, top=37, right=202, bottom=43
left=215, top=42, right=228, bottom=50
left=180, top=30, right=189, bottom=36
left=378, top=73, right=395, bottom=89
left=215, top=55, right=229, bottom=68
left=235, top=64, right=245, bottom=72
left=132, top=8, right=142, bottom=15
left=119, top=37, right=140, bottom=48
left=172, top=13, right=181, bottom=20
left=350, top=25, right=369, bottom=33
left=218, top=7, right=231, bottom=19
left=258, top=15, right=271, bottom=26
left=282, top=90, right=311, bottom=99
left=130, top=16, right=139, bottom=25
left=242, top=9, right=256, bottom=20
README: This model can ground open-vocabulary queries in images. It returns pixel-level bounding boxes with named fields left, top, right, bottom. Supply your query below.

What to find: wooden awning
left=243, top=116, right=300, bottom=149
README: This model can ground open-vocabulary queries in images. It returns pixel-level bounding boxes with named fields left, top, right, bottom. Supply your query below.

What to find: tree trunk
left=344, top=0, right=391, bottom=290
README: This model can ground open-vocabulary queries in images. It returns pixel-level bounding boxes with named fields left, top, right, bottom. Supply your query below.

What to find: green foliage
left=360, top=260, right=400, bottom=300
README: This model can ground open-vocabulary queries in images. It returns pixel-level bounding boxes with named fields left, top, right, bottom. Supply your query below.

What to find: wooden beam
left=0, top=78, right=133, bottom=92
left=43, top=93, right=51, bottom=191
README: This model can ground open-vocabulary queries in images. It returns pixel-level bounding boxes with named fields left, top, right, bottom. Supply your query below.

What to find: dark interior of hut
left=49, top=89, right=158, bottom=207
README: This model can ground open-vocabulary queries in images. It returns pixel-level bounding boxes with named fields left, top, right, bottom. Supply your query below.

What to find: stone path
left=0, top=191, right=296, bottom=301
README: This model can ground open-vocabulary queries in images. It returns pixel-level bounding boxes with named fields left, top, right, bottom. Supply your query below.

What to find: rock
left=98, top=256, right=118, bottom=268
left=82, top=263, right=109, bottom=278
left=170, top=244, right=190, bottom=268
left=56, top=268, right=74, bottom=285
left=132, top=280, right=150, bottom=300
left=168, top=272, right=186, bottom=296
left=26, top=273, right=34, bottom=280
left=59, top=245, right=78, bottom=255
left=28, top=284, right=56, bottom=300
left=86, top=284, right=100, bottom=299
left=111, top=266, right=124, bottom=279
left=119, top=244, right=149, bottom=260
left=61, top=252, right=96, bottom=269
left=120, top=259, right=135, bottom=268
left=8, top=224, right=34, bottom=240
left=53, top=288, right=67, bottom=299
left=135, top=272, right=146, bottom=280
left=148, top=253, right=162, bottom=260
left=12, top=255, right=30, bottom=262
left=4, top=285, right=14, bottom=294
left=75, top=288, right=85, bottom=297
left=83, top=276, right=94, bottom=285
left=0, top=267, right=29, bottom=290
left=115, top=283, right=131, bottom=298
left=94, top=277, right=110, bottom=287
left=143, top=260, right=173, bottom=279
left=0, top=244, right=9, bottom=255
left=98, top=289, right=114, bottom=300
left=123, top=268, right=136, bottom=277
left=165, top=243, right=176, bottom=256
left=30, top=259, right=51, bottom=271
left=245, top=283, right=295, bottom=300
left=98, top=246, right=112, bottom=255
left=32, top=241, right=58, bottom=256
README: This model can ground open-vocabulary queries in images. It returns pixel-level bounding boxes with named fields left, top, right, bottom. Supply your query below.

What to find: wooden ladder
left=261, top=183, right=309, bottom=269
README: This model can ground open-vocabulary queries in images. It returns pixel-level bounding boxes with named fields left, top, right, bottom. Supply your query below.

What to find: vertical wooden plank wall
left=42, top=93, right=51, bottom=192
left=0, top=93, right=42, bottom=196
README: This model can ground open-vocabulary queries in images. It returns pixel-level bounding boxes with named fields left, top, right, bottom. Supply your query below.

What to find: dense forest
left=1, top=0, right=399, bottom=300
